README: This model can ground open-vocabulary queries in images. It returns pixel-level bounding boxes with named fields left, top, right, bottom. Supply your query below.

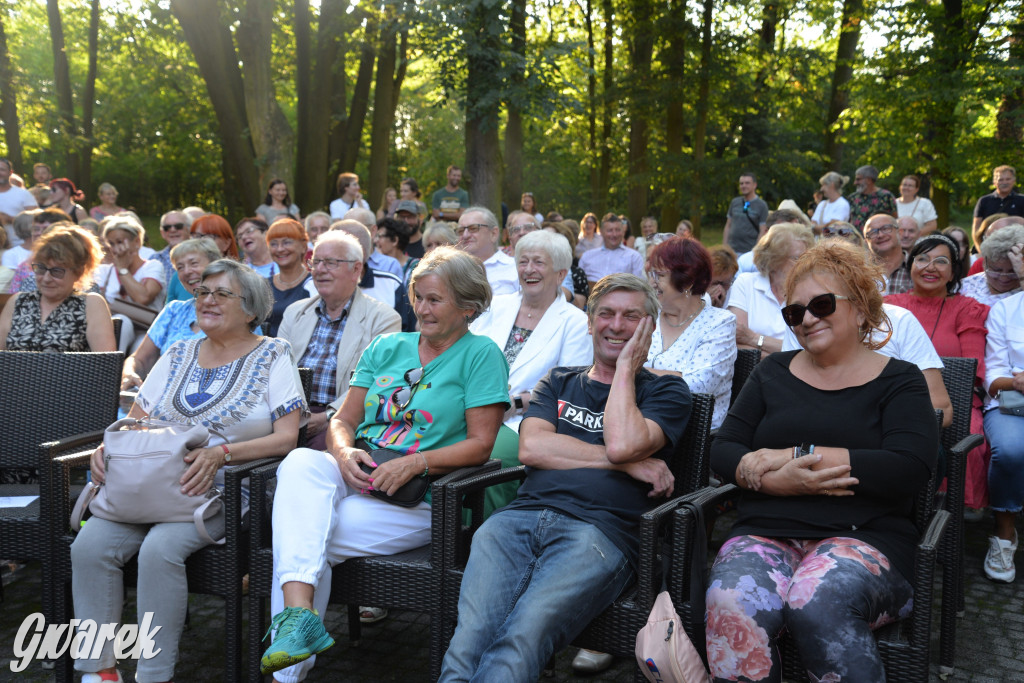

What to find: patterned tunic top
left=5, top=291, right=89, bottom=352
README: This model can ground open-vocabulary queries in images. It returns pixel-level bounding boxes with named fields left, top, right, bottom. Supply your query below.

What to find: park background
left=0, top=0, right=1020, bottom=245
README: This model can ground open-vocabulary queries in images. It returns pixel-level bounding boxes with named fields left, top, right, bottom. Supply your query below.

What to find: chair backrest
left=938, top=356, right=978, bottom=452
left=111, top=317, right=122, bottom=344
left=674, top=392, right=715, bottom=495
left=0, top=351, right=122, bottom=469
left=730, top=348, right=761, bottom=406
left=296, top=367, right=313, bottom=447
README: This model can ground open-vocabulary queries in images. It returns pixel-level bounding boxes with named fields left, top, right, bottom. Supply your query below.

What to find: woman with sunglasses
left=958, top=224, right=1024, bottom=307
left=0, top=225, right=114, bottom=351
left=707, top=240, right=938, bottom=682
left=810, top=171, right=850, bottom=228
left=261, top=246, right=509, bottom=680
left=819, top=220, right=866, bottom=249
left=885, top=233, right=990, bottom=514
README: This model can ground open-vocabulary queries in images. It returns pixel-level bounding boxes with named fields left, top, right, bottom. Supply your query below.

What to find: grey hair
left=505, top=209, right=539, bottom=231
left=981, top=224, right=1024, bottom=263
left=462, top=206, right=499, bottom=230
left=314, top=230, right=364, bottom=262
left=515, top=230, right=572, bottom=272
left=587, top=273, right=659, bottom=322
left=855, top=165, right=879, bottom=180
left=170, top=238, right=221, bottom=265
left=343, top=207, right=376, bottom=230
left=201, top=259, right=274, bottom=331
left=330, top=219, right=372, bottom=263
left=13, top=209, right=39, bottom=240
left=100, top=214, right=145, bottom=241
left=160, top=209, right=194, bottom=228
left=423, top=222, right=458, bottom=247
left=819, top=171, right=848, bottom=190
left=304, top=211, right=331, bottom=231
left=753, top=222, right=815, bottom=277
left=409, top=246, right=491, bottom=322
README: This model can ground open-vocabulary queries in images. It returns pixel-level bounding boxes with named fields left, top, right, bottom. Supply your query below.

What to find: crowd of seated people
left=4, top=158, right=1024, bottom=683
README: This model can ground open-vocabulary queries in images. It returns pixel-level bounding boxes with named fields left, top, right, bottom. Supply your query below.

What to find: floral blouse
left=5, top=291, right=90, bottom=352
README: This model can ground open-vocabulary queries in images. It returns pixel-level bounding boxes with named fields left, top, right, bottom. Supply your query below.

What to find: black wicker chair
left=730, top=348, right=761, bottom=406
left=0, top=350, right=121, bottom=620
left=47, top=368, right=313, bottom=683
left=936, top=356, right=985, bottom=676
left=436, top=392, right=716, bottom=682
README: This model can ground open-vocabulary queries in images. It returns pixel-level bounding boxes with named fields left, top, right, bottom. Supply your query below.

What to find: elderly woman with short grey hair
left=960, top=224, right=1024, bottom=307
left=261, top=246, right=510, bottom=681
left=72, top=258, right=307, bottom=683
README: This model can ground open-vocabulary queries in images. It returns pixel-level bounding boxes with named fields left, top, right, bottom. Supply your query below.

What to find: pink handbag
left=70, top=417, right=225, bottom=544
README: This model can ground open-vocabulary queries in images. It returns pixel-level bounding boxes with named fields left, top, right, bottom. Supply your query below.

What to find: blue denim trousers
left=985, top=408, right=1024, bottom=513
left=438, top=508, right=634, bottom=683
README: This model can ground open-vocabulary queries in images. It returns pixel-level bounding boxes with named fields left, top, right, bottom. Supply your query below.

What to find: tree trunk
left=823, top=0, right=864, bottom=172
left=502, top=0, right=527, bottom=207
left=597, top=0, right=613, bottom=216
left=688, top=0, right=713, bottom=239
left=294, top=0, right=317, bottom=209
left=79, top=0, right=99, bottom=197
left=237, top=0, right=296, bottom=198
left=737, top=0, right=778, bottom=161
left=301, top=2, right=346, bottom=211
left=660, top=0, right=687, bottom=231
left=464, top=1, right=504, bottom=216
left=585, top=0, right=600, bottom=210
left=0, top=8, right=22, bottom=172
left=46, top=0, right=78, bottom=180
left=367, top=4, right=404, bottom=205
left=171, top=0, right=261, bottom=216
left=331, top=9, right=378, bottom=179
left=627, top=0, right=654, bottom=228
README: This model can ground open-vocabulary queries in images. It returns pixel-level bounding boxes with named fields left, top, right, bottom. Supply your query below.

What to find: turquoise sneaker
left=260, top=606, right=335, bottom=674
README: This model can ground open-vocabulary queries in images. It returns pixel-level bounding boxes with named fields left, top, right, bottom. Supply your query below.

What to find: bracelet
left=418, top=451, right=429, bottom=477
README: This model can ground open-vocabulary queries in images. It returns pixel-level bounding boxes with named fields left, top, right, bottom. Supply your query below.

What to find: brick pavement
left=1, top=513, right=1021, bottom=683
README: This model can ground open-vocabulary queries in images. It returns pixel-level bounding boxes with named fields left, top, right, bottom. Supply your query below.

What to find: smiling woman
left=264, top=218, right=312, bottom=336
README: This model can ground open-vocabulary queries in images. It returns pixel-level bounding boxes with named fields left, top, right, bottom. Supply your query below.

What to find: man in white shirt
left=782, top=302, right=952, bottom=426
left=456, top=206, right=519, bottom=296
left=578, top=213, right=644, bottom=288
left=0, top=159, right=41, bottom=248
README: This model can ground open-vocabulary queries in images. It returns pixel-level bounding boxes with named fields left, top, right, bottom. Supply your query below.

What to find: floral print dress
left=5, top=291, right=89, bottom=352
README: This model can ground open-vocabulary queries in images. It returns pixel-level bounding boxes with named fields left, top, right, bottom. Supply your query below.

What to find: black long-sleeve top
left=711, top=351, right=939, bottom=580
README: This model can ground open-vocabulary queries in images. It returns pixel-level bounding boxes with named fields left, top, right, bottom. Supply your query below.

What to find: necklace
left=662, top=299, right=705, bottom=328
left=276, top=268, right=307, bottom=289
left=927, top=296, right=946, bottom=340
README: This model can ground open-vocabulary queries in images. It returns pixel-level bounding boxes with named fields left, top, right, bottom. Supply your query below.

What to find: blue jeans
left=438, top=508, right=633, bottom=683
left=985, top=408, right=1024, bottom=513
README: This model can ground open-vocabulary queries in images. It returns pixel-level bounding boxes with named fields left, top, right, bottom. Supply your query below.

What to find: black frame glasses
left=161, top=222, right=186, bottom=231
left=391, top=367, right=425, bottom=412
left=193, top=286, right=244, bottom=303
left=781, top=293, right=850, bottom=327
left=821, top=226, right=855, bottom=237
left=31, top=262, right=67, bottom=279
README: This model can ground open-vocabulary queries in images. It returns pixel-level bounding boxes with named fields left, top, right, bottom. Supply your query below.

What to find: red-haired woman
left=264, top=218, right=312, bottom=336
left=191, top=214, right=240, bottom=260
left=46, top=178, right=87, bottom=223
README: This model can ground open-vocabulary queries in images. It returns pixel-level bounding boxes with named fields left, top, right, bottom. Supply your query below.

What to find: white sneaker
left=984, top=532, right=1018, bottom=583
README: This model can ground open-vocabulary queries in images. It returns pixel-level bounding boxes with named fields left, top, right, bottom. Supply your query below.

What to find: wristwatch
left=756, top=334, right=765, bottom=351
left=220, top=444, right=232, bottom=463
left=796, top=442, right=815, bottom=458
left=514, top=395, right=524, bottom=411
left=118, top=267, right=130, bottom=275
left=325, top=407, right=337, bottom=421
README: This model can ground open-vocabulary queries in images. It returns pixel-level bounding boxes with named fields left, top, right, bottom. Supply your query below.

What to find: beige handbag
left=70, top=418, right=225, bottom=544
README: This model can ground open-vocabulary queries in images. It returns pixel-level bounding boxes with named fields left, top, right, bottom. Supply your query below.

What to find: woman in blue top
left=261, top=246, right=509, bottom=681
left=120, top=238, right=221, bottom=390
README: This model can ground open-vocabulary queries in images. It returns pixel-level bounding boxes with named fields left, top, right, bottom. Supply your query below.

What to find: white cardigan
left=471, top=292, right=593, bottom=431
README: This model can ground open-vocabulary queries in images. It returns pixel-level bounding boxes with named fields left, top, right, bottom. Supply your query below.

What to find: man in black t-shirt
left=439, top=274, right=692, bottom=683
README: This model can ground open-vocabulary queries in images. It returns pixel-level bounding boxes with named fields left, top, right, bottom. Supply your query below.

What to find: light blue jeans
left=438, top=508, right=633, bottom=683
left=70, top=514, right=223, bottom=682
left=985, top=408, right=1024, bottom=513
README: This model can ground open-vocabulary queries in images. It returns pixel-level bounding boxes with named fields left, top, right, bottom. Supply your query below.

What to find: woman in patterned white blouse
left=645, top=236, right=737, bottom=429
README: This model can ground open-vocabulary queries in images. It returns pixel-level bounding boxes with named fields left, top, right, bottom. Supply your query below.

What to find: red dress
left=884, top=293, right=990, bottom=508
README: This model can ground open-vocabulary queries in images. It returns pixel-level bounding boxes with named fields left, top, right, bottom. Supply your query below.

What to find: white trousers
left=270, top=448, right=432, bottom=682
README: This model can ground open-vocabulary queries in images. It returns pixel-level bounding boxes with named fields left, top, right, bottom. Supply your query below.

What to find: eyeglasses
left=193, top=286, right=244, bottom=303
left=986, top=268, right=1019, bottom=281
left=391, top=367, right=425, bottom=411
left=509, top=224, right=538, bottom=236
left=912, top=254, right=952, bottom=269
left=193, top=232, right=217, bottom=240
left=161, top=222, right=186, bottom=231
left=821, top=226, right=855, bottom=237
left=456, top=224, right=490, bottom=235
left=308, top=257, right=358, bottom=271
left=269, top=239, right=297, bottom=249
left=237, top=227, right=261, bottom=239
left=865, top=224, right=897, bottom=239
left=31, top=263, right=67, bottom=279
left=781, top=292, right=850, bottom=327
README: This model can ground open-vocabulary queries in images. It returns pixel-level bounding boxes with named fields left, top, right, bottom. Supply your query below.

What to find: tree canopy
left=0, top=0, right=1020, bottom=234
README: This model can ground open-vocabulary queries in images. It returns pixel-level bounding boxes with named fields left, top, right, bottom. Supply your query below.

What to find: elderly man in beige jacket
left=278, top=230, right=402, bottom=449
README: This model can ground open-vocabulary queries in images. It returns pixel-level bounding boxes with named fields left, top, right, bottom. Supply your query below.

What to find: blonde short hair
left=752, top=222, right=815, bottom=277
left=409, top=246, right=491, bottom=322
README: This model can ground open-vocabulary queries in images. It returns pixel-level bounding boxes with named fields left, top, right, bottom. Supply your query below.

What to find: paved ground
left=0, top=511, right=1021, bottom=683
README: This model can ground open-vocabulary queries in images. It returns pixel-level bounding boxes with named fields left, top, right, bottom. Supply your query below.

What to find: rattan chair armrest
left=949, top=433, right=984, bottom=457
left=908, top=508, right=949, bottom=647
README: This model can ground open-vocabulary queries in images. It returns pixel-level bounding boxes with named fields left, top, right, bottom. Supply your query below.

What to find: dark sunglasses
left=391, top=367, right=425, bottom=411
left=780, top=293, right=849, bottom=327
left=161, top=222, right=187, bottom=231
left=821, top=226, right=854, bottom=237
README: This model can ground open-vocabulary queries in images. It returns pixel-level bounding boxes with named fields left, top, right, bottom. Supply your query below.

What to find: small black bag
left=356, top=441, right=430, bottom=507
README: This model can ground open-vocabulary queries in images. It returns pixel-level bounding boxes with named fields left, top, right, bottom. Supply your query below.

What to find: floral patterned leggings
left=705, top=535, right=913, bottom=683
